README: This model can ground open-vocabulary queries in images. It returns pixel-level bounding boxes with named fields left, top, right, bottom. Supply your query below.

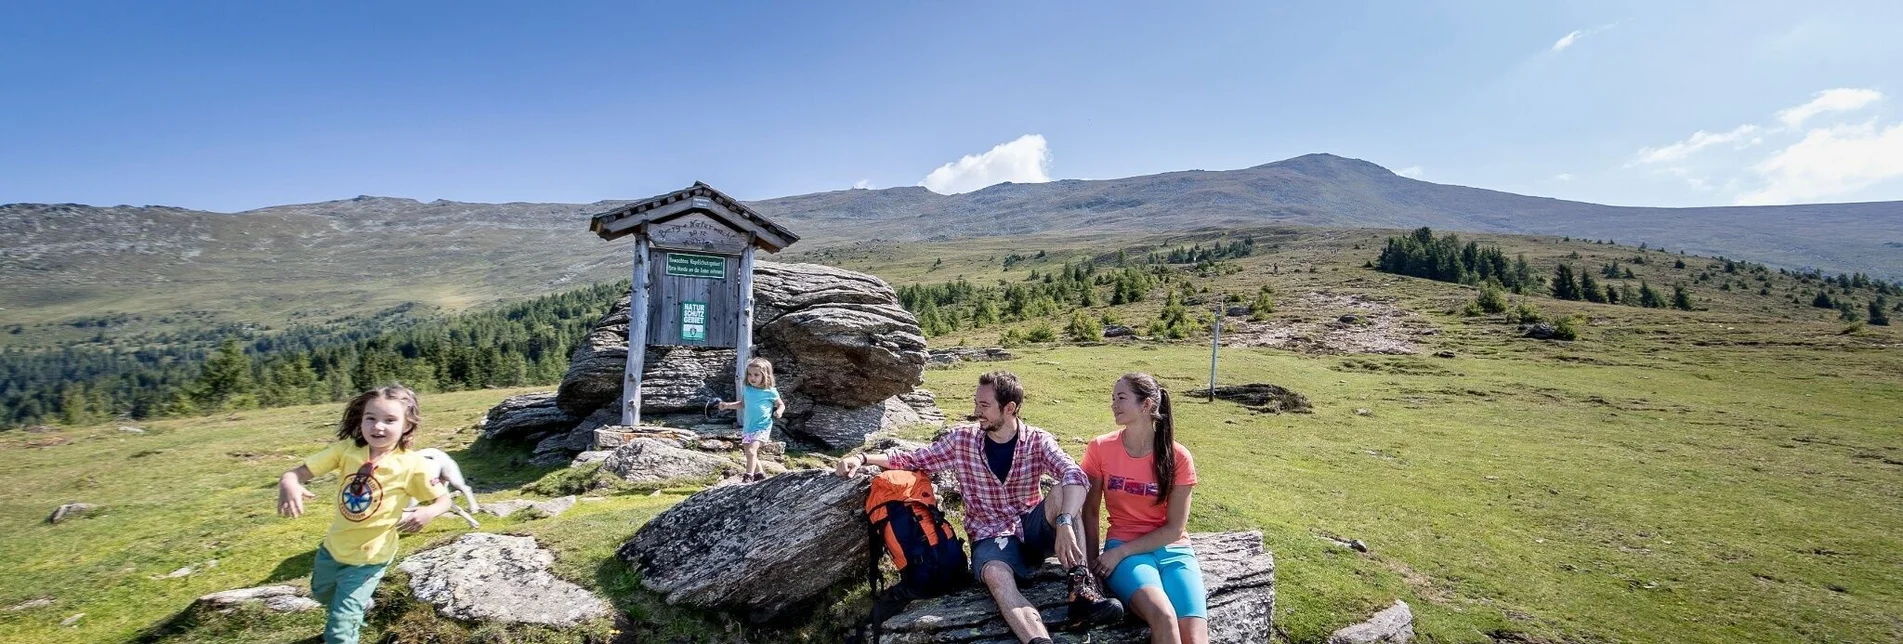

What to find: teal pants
left=311, top=545, right=388, bottom=644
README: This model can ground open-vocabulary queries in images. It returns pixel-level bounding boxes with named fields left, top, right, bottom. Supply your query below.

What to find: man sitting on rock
left=837, top=370, right=1124, bottom=643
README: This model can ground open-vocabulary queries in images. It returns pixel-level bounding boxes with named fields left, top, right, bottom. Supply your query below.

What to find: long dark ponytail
left=1123, top=373, right=1176, bottom=506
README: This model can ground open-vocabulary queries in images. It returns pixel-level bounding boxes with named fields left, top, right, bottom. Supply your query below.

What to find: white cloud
left=1735, top=120, right=1903, bottom=205
left=1551, top=23, right=1617, bottom=53
left=1775, top=88, right=1883, bottom=128
left=852, top=179, right=874, bottom=190
left=1554, top=173, right=1574, bottom=181
left=1396, top=166, right=1424, bottom=179
left=919, top=134, right=1053, bottom=194
left=1630, top=124, right=1762, bottom=166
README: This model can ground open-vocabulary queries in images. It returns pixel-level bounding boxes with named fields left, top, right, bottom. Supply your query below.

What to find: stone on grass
left=478, top=496, right=577, bottom=519
left=600, top=439, right=733, bottom=485
left=619, top=470, right=867, bottom=622
left=879, top=532, right=1274, bottom=643
left=46, top=503, right=97, bottom=524
left=397, top=533, right=609, bottom=628
left=196, top=585, right=320, bottom=614
left=1327, top=600, right=1413, bottom=644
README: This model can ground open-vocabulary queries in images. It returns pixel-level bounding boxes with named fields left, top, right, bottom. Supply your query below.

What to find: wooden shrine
left=588, top=182, right=799, bottom=426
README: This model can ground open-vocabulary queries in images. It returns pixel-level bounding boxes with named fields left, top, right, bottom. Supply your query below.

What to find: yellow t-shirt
left=304, top=441, right=446, bottom=566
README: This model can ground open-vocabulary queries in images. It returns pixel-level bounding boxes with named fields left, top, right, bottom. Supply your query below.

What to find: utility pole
left=1209, top=295, right=1223, bottom=402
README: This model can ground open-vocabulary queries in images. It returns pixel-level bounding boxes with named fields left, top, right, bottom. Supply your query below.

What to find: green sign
left=665, top=253, right=726, bottom=279
left=680, top=301, right=707, bottom=342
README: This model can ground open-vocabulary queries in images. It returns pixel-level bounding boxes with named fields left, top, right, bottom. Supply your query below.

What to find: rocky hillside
left=4, top=154, right=1899, bottom=330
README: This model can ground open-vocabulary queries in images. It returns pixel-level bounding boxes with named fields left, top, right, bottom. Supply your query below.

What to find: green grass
left=5, top=228, right=1902, bottom=642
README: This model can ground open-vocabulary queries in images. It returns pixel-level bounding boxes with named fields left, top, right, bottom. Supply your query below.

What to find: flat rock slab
left=196, top=585, right=321, bottom=614
left=397, top=533, right=609, bottom=628
left=479, top=496, right=577, bottom=519
left=601, top=438, right=735, bottom=485
left=1328, top=600, right=1413, bottom=644
left=880, top=532, right=1274, bottom=643
left=619, top=469, right=869, bottom=623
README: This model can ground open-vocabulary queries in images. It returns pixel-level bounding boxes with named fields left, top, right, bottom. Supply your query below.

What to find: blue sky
left=3, top=1, right=1900, bottom=211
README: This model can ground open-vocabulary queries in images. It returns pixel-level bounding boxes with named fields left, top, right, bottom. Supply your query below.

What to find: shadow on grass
left=451, top=438, right=564, bottom=492
left=263, top=546, right=319, bottom=584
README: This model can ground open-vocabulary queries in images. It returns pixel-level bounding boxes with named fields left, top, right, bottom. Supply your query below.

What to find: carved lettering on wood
left=649, top=213, right=747, bottom=254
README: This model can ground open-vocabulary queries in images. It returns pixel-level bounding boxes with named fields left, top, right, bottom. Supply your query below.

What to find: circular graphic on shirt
left=339, top=469, right=383, bottom=522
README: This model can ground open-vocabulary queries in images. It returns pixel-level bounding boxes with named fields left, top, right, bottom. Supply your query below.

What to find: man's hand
left=1053, top=520, right=1087, bottom=569
left=397, top=506, right=442, bottom=533
left=278, top=477, right=315, bottom=518
left=833, top=454, right=862, bottom=478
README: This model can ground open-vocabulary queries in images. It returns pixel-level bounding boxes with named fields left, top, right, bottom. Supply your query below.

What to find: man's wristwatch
left=1056, top=513, right=1074, bottom=526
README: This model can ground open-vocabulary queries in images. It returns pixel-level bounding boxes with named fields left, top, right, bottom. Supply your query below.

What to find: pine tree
left=1871, top=296, right=1892, bottom=326
left=1812, top=290, right=1835, bottom=309
left=1672, top=285, right=1695, bottom=311
left=1580, top=273, right=1607, bottom=303
left=1551, top=264, right=1582, bottom=301
left=192, top=338, right=255, bottom=410
left=1066, top=312, right=1101, bottom=342
left=1639, top=282, right=1665, bottom=308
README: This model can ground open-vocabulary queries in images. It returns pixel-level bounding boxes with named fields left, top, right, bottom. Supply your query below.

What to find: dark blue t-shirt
left=984, top=431, right=1017, bottom=483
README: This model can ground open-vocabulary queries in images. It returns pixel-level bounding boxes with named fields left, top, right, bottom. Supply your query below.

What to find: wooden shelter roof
left=587, top=182, right=798, bottom=252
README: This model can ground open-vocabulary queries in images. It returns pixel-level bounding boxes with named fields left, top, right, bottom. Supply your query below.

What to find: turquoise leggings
left=1104, top=539, right=1208, bottom=620
left=311, top=545, right=389, bottom=644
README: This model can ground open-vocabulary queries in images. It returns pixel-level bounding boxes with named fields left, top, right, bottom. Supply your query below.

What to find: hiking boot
left=751, top=472, right=767, bottom=482
left=1061, top=565, right=1123, bottom=631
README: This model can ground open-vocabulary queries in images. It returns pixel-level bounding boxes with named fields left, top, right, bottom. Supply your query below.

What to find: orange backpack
left=863, top=469, right=971, bottom=641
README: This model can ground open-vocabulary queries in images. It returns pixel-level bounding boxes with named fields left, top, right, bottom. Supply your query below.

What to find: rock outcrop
left=494, top=261, right=931, bottom=460
left=480, top=392, right=582, bottom=442
left=618, top=470, right=868, bottom=622
left=879, top=531, right=1275, bottom=643
left=1190, top=384, right=1313, bottom=414
left=397, top=533, right=609, bottom=628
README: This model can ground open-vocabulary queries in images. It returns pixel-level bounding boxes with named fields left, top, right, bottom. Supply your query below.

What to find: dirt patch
left=1223, top=291, right=1434, bottom=355
left=1188, top=384, right=1312, bottom=413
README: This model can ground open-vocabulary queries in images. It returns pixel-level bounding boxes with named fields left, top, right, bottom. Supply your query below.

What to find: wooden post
left=622, top=237, right=652, bottom=426
left=733, top=240, right=756, bottom=429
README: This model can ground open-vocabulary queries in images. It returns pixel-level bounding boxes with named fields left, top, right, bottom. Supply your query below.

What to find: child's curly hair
left=337, top=384, right=422, bottom=450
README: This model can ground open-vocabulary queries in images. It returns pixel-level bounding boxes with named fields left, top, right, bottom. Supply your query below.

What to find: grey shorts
left=968, top=496, right=1056, bottom=582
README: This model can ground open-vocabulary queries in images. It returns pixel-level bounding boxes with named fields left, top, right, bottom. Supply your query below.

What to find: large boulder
left=879, top=532, right=1275, bottom=643
left=481, top=392, right=582, bottom=442
left=618, top=469, right=869, bottom=622
left=599, top=438, right=734, bottom=485
left=537, top=261, right=928, bottom=450
left=396, top=533, right=609, bottom=628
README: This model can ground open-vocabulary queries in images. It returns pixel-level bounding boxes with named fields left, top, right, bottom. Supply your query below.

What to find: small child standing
left=277, top=385, right=451, bottom=644
left=718, top=357, right=784, bottom=482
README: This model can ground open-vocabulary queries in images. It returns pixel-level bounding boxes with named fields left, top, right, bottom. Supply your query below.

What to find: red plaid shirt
left=884, top=422, right=1088, bottom=541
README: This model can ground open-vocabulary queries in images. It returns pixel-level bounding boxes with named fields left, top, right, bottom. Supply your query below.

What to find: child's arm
left=277, top=465, right=316, bottom=518
left=716, top=400, right=741, bottom=411
left=398, top=493, right=452, bottom=533
left=772, top=397, right=785, bottom=419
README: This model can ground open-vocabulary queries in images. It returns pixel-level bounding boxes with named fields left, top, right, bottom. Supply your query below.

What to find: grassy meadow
left=3, top=227, right=1901, bottom=643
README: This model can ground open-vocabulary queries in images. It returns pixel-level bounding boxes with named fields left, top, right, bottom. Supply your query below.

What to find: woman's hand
left=278, top=476, right=314, bottom=518
left=1094, top=545, right=1128, bottom=579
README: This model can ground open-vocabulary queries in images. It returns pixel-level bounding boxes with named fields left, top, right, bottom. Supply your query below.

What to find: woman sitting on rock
left=1082, top=372, right=1208, bottom=644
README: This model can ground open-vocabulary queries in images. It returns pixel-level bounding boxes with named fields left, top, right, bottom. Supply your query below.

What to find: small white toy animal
left=412, top=448, right=481, bottom=528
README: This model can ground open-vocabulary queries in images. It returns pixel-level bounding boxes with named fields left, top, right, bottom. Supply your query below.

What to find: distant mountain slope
left=3, top=154, right=1898, bottom=327
left=748, top=154, right=1903, bottom=278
